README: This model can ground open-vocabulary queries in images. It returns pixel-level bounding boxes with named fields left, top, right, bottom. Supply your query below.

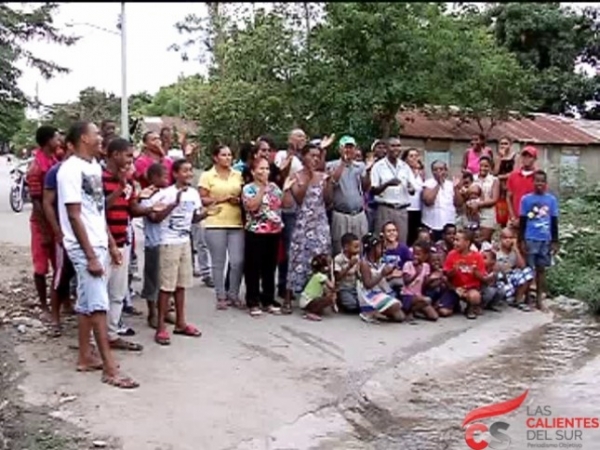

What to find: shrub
left=547, top=166, right=600, bottom=312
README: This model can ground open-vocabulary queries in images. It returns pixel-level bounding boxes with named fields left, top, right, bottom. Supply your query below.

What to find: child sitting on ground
left=496, top=228, right=535, bottom=311
left=415, top=227, right=432, bottom=245
left=434, top=223, right=456, bottom=259
left=443, top=229, right=487, bottom=320
left=357, top=233, right=405, bottom=323
left=424, top=249, right=449, bottom=311
left=381, top=221, right=413, bottom=293
left=401, top=241, right=438, bottom=322
left=300, top=254, right=337, bottom=321
left=333, top=233, right=361, bottom=314
left=481, top=250, right=505, bottom=312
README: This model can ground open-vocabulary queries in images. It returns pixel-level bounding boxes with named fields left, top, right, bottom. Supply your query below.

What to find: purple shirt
left=383, top=243, right=413, bottom=269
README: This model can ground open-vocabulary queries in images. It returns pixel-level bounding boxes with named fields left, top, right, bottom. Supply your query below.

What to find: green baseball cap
left=339, top=135, right=357, bottom=147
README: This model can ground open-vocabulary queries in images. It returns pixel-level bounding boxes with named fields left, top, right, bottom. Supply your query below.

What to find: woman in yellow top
left=199, top=145, right=244, bottom=310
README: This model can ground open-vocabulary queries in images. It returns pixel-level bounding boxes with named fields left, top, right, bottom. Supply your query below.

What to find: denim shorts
left=67, top=246, right=109, bottom=315
left=526, top=240, right=551, bottom=268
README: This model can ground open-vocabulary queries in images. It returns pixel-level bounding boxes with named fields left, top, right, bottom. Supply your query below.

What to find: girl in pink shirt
left=462, top=134, right=493, bottom=175
left=401, top=241, right=439, bottom=322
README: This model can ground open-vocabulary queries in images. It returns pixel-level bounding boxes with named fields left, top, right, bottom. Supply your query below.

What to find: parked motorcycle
left=9, top=158, right=32, bottom=213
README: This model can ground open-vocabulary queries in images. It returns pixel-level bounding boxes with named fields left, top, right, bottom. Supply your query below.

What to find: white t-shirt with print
left=151, top=185, right=202, bottom=245
left=57, top=156, right=108, bottom=251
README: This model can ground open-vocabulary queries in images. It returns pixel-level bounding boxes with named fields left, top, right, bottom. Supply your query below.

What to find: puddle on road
left=358, top=314, right=600, bottom=450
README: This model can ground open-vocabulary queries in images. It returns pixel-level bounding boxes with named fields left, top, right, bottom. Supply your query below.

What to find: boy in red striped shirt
left=103, top=138, right=156, bottom=352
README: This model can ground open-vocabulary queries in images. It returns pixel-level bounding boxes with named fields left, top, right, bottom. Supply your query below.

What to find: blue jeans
left=277, top=211, right=297, bottom=296
left=67, top=246, right=109, bottom=315
left=526, top=240, right=552, bottom=268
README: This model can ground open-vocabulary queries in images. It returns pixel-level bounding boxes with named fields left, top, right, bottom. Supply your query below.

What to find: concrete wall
left=399, top=136, right=600, bottom=193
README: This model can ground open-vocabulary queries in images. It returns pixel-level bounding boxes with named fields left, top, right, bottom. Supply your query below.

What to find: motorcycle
left=9, top=158, right=32, bottom=213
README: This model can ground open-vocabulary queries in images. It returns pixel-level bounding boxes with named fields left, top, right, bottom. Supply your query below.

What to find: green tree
left=0, top=2, right=77, bottom=143
left=44, top=87, right=121, bottom=131
left=310, top=3, right=532, bottom=141
left=481, top=2, right=600, bottom=115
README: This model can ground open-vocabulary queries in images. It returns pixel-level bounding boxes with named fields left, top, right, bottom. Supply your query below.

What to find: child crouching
left=357, top=233, right=405, bottom=323
left=401, top=241, right=438, bottom=321
left=442, top=229, right=487, bottom=320
left=333, top=233, right=361, bottom=314
left=300, top=254, right=337, bottom=321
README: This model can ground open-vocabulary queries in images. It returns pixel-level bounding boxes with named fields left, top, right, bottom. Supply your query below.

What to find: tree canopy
left=0, top=2, right=77, bottom=144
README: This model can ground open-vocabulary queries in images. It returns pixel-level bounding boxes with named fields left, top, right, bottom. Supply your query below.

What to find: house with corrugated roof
left=397, top=111, right=600, bottom=189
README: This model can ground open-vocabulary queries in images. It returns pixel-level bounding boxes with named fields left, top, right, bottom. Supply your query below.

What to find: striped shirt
left=102, top=169, right=136, bottom=247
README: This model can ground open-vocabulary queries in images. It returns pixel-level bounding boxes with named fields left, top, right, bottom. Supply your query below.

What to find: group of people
left=23, top=120, right=559, bottom=389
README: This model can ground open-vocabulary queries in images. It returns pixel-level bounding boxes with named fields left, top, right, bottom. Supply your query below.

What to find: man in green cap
left=326, top=135, right=370, bottom=254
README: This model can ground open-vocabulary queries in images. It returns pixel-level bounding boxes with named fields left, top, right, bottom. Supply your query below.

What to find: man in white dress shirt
left=369, top=137, right=414, bottom=244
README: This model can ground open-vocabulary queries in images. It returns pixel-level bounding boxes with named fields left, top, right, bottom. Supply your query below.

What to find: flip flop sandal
left=101, top=374, right=139, bottom=389
left=216, top=300, right=229, bottom=310
left=281, top=303, right=293, bottom=315
left=49, top=324, right=62, bottom=338
left=154, top=330, right=171, bottom=346
left=465, top=310, right=477, bottom=320
left=249, top=308, right=263, bottom=317
left=110, top=338, right=144, bottom=352
left=303, top=313, right=322, bottom=321
left=76, top=362, right=103, bottom=372
left=518, top=303, right=533, bottom=312
left=173, top=324, right=202, bottom=337
left=267, top=305, right=282, bottom=315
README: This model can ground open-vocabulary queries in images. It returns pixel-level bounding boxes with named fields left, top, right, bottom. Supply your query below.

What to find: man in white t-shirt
left=57, top=121, right=138, bottom=389
left=144, top=158, right=210, bottom=345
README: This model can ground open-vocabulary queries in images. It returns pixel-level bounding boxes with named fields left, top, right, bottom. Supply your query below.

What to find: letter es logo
left=463, top=390, right=528, bottom=450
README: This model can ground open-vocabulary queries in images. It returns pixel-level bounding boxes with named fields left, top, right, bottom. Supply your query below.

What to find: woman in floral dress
left=282, top=143, right=333, bottom=314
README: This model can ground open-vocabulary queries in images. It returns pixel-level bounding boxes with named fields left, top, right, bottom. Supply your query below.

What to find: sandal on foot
left=216, top=300, right=229, bottom=310
left=109, top=338, right=144, bottom=352
left=249, top=307, right=263, bottom=317
left=266, top=305, right=281, bottom=315
left=303, top=313, right=322, bottom=321
left=230, top=299, right=245, bottom=310
left=465, top=309, right=477, bottom=320
left=173, top=324, right=202, bottom=337
left=154, top=330, right=171, bottom=346
left=518, top=303, right=533, bottom=312
left=49, top=324, right=62, bottom=338
left=76, top=361, right=103, bottom=372
left=101, top=374, right=139, bottom=389
left=281, top=303, right=293, bottom=315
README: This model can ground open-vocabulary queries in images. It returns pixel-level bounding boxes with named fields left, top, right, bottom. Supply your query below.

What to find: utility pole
left=120, top=2, right=129, bottom=141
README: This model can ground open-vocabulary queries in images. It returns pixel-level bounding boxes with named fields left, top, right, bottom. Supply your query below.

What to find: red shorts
left=31, top=220, right=56, bottom=275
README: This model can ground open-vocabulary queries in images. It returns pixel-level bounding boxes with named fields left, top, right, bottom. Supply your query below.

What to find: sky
left=16, top=2, right=599, bottom=115
left=18, top=2, right=209, bottom=110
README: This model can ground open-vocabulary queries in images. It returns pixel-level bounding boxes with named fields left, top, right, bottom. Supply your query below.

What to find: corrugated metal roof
left=557, top=117, right=600, bottom=141
left=398, top=111, right=600, bottom=145
left=142, top=116, right=198, bottom=134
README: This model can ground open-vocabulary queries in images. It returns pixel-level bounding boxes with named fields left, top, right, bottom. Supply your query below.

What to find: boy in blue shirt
left=519, top=170, right=559, bottom=312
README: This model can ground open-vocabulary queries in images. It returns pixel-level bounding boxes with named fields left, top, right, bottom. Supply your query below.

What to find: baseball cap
left=522, top=145, right=538, bottom=158
left=339, top=135, right=357, bottom=147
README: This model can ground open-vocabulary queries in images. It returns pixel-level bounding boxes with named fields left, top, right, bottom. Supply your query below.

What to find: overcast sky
left=17, top=2, right=598, bottom=112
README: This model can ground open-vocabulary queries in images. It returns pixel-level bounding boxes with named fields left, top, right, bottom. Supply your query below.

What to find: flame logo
left=463, top=390, right=529, bottom=428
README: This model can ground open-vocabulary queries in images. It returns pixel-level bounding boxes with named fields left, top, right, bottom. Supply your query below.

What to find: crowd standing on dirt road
left=23, top=120, right=559, bottom=389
